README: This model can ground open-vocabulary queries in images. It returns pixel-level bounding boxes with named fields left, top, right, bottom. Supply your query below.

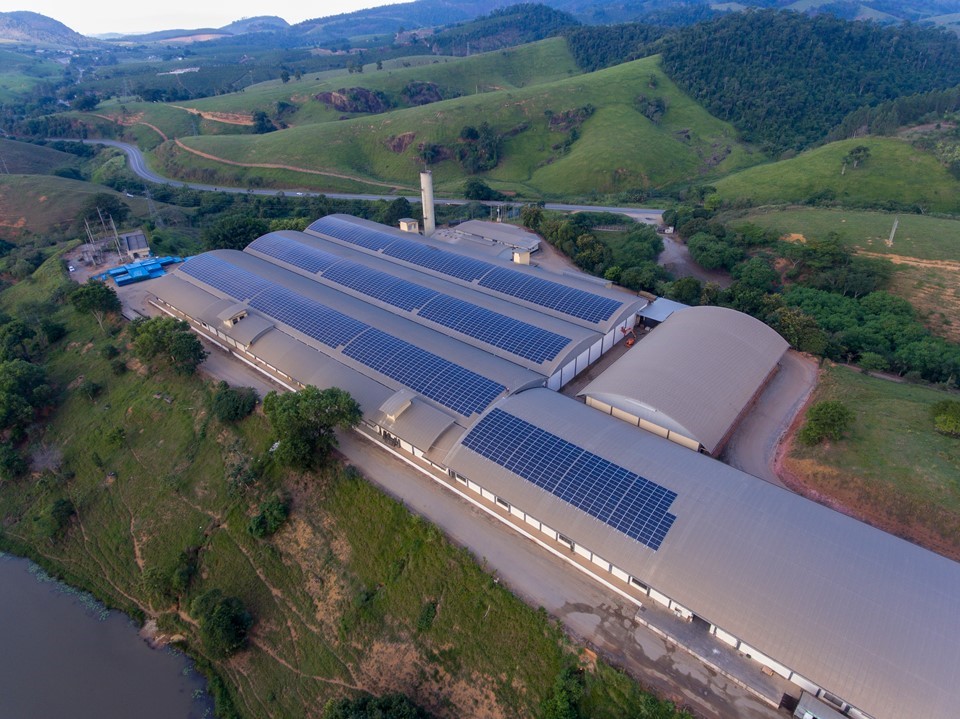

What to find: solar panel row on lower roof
left=322, top=261, right=440, bottom=312
left=180, top=255, right=270, bottom=300
left=479, top=267, right=623, bottom=324
left=248, top=234, right=342, bottom=274
left=418, top=295, right=570, bottom=364
left=461, top=408, right=677, bottom=551
left=249, top=286, right=368, bottom=349
left=344, top=328, right=505, bottom=417
left=177, top=256, right=508, bottom=417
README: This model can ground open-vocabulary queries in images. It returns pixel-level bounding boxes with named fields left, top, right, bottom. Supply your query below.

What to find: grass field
left=155, top=52, right=761, bottom=198
left=0, top=175, right=135, bottom=241
left=0, top=138, right=79, bottom=175
left=0, top=253, right=690, bottom=719
left=786, top=364, right=960, bottom=560
left=714, top=137, right=960, bottom=214
left=734, top=206, right=960, bottom=342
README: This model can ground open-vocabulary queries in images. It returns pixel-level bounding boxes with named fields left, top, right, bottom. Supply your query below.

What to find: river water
left=0, top=553, right=213, bottom=719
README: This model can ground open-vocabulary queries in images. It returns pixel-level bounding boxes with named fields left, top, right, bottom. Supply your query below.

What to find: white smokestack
left=420, top=170, right=436, bottom=236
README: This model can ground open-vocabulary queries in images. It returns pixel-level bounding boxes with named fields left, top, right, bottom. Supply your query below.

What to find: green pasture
left=714, top=137, right=960, bottom=214
left=790, top=365, right=960, bottom=557
left=161, top=53, right=762, bottom=197
left=736, top=206, right=960, bottom=261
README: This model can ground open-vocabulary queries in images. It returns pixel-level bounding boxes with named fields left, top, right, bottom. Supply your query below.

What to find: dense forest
left=658, top=10, right=960, bottom=152
left=564, top=23, right=665, bottom=71
left=429, top=4, right=579, bottom=55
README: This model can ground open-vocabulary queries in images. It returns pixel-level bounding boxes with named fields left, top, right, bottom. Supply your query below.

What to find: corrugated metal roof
left=443, top=389, right=960, bottom=719
left=579, top=306, right=788, bottom=454
left=639, top=297, right=689, bottom=324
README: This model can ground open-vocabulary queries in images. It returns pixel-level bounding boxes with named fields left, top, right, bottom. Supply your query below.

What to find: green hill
left=155, top=52, right=761, bottom=198
left=0, top=138, right=79, bottom=175
left=713, top=137, right=960, bottom=213
left=0, top=175, right=136, bottom=240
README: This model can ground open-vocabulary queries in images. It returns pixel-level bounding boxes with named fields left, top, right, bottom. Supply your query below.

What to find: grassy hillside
left=0, top=252, right=691, bottom=719
left=154, top=53, right=761, bottom=198
left=98, top=39, right=582, bottom=143
left=0, top=175, right=135, bottom=240
left=737, top=206, right=960, bottom=262
left=787, top=364, right=960, bottom=561
left=713, top=137, right=960, bottom=213
left=0, top=138, right=78, bottom=175
left=736, top=206, right=960, bottom=341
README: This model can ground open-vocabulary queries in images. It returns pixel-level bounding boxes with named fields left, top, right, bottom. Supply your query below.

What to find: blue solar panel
left=179, top=255, right=269, bottom=300
left=479, top=267, right=623, bottom=323
left=417, top=295, right=570, bottom=364
left=307, top=216, right=625, bottom=326
left=344, top=328, right=505, bottom=416
left=322, top=262, right=440, bottom=312
left=249, top=286, right=368, bottom=349
left=383, top=240, right=493, bottom=282
left=308, top=215, right=400, bottom=252
left=461, top=409, right=677, bottom=551
left=248, top=234, right=342, bottom=274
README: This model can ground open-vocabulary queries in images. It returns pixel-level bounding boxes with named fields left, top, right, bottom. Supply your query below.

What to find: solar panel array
left=462, top=409, right=677, bottom=551
left=180, top=255, right=269, bottom=300
left=249, top=286, right=367, bottom=349
left=307, top=216, right=625, bottom=325
left=176, top=255, right=505, bottom=417
left=418, top=295, right=570, bottom=364
left=343, top=328, right=505, bottom=417
left=479, top=267, right=623, bottom=324
left=244, top=232, right=573, bottom=364
left=248, top=234, right=342, bottom=274
left=322, top=261, right=439, bottom=313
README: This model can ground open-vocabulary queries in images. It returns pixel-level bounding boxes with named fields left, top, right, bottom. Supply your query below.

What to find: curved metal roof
left=579, top=305, right=788, bottom=454
left=444, top=389, right=960, bottom=719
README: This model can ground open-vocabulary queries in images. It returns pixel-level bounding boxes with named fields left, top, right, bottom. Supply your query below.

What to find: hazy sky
left=0, top=1, right=387, bottom=36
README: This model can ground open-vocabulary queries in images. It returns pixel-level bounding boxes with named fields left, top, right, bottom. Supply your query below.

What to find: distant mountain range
left=4, top=1, right=960, bottom=48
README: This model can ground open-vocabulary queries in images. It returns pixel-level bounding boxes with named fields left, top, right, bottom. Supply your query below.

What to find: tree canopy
left=130, top=317, right=208, bottom=375
left=69, top=281, right=121, bottom=332
left=323, top=693, right=432, bottom=719
left=263, top=386, right=361, bottom=470
left=191, top=589, right=253, bottom=658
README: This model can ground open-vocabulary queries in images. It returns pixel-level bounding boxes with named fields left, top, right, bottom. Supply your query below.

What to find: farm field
left=154, top=52, right=761, bottom=198
left=713, top=137, right=960, bottom=214
left=737, top=206, right=960, bottom=342
left=785, top=364, right=960, bottom=561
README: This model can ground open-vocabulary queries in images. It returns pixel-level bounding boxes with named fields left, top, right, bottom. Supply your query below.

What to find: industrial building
left=148, top=214, right=960, bottom=719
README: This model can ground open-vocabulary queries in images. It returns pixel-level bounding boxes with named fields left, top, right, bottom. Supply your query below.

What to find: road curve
left=82, top=139, right=663, bottom=223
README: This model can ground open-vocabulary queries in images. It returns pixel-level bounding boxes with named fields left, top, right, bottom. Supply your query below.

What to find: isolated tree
left=69, top=281, right=121, bottom=332
left=263, top=386, right=361, bottom=470
left=799, top=400, right=854, bottom=445
left=0, top=320, right=36, bottom=361
left=252, top=110, right=276, bottom=134
left=211, top=381, right=258, bottom=422
left=843, top=145, right=871, bottom=169
left=191, top=589, right=253, bottom=657
left=520, top=204, right=544, bottom=232
left=131, top=317, right=207, bottom=375
left=932, top=400, right=960, bottom=438
left=280, top=69, right=290, bottom=84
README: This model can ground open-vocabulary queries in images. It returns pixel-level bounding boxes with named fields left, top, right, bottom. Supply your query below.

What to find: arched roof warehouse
left=579, top=305, right=789, bottom=454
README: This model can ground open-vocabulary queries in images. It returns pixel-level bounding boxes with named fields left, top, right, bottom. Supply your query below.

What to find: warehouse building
left=147, top=215, right=960, bottom=719
left=579, top=305, right=789, bottom=454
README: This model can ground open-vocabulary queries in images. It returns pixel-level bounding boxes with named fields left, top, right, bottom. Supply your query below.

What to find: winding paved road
left=83, top=139, right=663, bottom=223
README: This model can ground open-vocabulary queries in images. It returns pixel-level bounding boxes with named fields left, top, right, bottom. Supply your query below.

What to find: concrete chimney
left=420, top=170, right=436, bottom=236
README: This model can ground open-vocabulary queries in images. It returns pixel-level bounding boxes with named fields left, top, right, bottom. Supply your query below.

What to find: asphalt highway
left=82, top=139, right=663, bottom=223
